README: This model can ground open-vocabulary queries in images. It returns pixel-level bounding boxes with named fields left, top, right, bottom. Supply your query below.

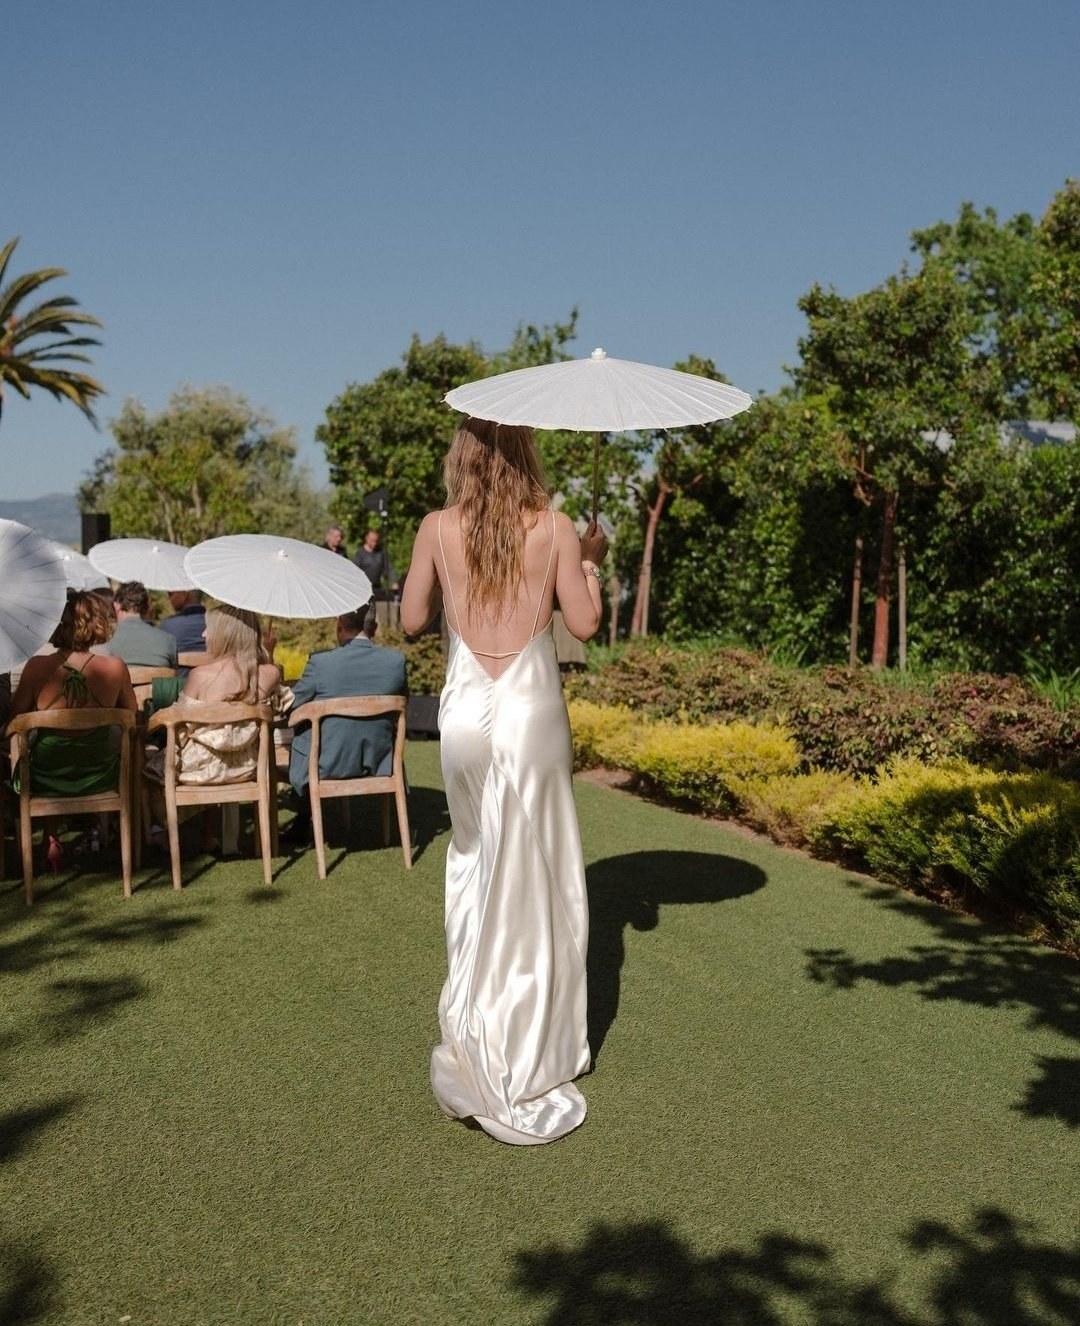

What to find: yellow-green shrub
left=737, top=769, right=859, bottom=847
left=273, top=646, right=310, bottom=683
left=566, top=700, right=639, bottom=770
left=625, top=720, right=800, bottom=814
left=816, top=756, right=1080, bottom=944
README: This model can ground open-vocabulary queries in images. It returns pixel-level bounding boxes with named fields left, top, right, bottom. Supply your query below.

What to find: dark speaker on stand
left=81, top=512, right=110, bottom=554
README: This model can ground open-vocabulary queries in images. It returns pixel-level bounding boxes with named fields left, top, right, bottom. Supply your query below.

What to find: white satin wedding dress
left=430, top=513, right=590, bottom=1144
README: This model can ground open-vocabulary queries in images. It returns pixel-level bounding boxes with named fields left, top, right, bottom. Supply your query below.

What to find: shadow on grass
left=586, top=851, right=765, bottom=1059
left=806, top=880, right=1080, bottom=1127
left=0, top=1097, right=82, bottom=1165
left=510, top=1207, right=1080, bottom=1325
left=0, top=1240, right=58, bottom=1326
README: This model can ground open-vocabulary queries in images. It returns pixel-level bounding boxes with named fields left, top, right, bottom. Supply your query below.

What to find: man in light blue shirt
left=103, top=581, right=179, bottom=668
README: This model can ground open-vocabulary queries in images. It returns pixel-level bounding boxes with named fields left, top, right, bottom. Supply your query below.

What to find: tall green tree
left=626, top=356, right=746, bottom=636
left=80, top=385, right=326, bottom=545
left=910, top=200, right=1038, bottom=410
left=0, top=237, right=105, bottom=428
left=797, top=265, right=998, bottom=667
left=1012, top=179, right=1080, bottom=420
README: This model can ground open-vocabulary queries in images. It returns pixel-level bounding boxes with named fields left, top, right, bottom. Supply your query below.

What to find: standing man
left=323, top=525, right=348, bottom=557
left=352, top=529, right=397, bottom=600
left=283, top=600, right=407, bottom=843
left=158, top=588, right=207, bottom=654
left=102, top=581, right=179, bottom=668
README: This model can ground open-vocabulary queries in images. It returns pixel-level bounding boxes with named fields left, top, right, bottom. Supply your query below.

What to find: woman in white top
left=401, top=415, right=608, bottom=1144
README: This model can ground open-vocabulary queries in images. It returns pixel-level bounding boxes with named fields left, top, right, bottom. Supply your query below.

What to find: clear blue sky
left=6, top=0, right=1078, bottom=499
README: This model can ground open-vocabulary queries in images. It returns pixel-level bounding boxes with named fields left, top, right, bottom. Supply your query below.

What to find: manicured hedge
left=567, top=699, right=1080, bottom=950
left=567, top=642, right=1080, bottom=777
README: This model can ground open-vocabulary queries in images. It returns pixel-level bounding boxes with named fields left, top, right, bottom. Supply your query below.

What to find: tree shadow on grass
left=0, top=1240, right=58, bottom=1326
left=0, top=1096, right=82, bottom=1165
left=587, top=851, right=766, bottom=1060
left=806, top=880, right=1080, bottom=1127
left=510, top=1207, right=1080, bottom=1325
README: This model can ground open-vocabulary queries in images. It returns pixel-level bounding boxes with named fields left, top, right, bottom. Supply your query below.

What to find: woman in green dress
left=8, top=590, right=137, bottom=863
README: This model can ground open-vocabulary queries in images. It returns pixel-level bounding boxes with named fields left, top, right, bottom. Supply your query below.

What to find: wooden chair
left=7, top=708, right=138, bottom=904
left=177, top=652, right=210, bottom=670
left=146, top=701, right=277, bottom=890
left=288, top=695, right=412, bottom=880
left=127, top=665, right=178, bottom=712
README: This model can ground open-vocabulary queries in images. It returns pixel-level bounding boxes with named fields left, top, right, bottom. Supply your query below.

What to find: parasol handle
left=591, top=431, right=601, bottom=524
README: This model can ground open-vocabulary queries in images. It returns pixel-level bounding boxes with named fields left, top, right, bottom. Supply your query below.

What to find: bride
left=401, top=416, right=608, bottom=1144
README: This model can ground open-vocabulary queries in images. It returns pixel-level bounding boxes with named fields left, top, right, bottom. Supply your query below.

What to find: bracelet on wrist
left=581, top=560, right=603, bottom=584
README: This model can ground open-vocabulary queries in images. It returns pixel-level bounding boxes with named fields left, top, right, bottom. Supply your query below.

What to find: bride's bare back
left=401, top=505, right=603, bottom=680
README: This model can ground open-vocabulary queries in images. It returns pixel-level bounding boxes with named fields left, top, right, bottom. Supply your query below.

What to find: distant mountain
left=0, top=493, right=81, bottom=545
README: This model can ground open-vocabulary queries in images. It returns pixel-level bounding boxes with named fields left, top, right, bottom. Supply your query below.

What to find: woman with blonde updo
left=401, top=416, right=608, bottom=1145
left=146, top=604, right=286, bottom=855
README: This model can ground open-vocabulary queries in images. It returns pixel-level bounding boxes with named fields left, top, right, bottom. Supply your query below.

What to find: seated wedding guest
left=101, top=581, right=179, bottom=668
left=158, top=587, right=207, bottom=654
left=8, top=590, right=137, bottom=867
left=145, top=605, right=288, bottom=857
left=282, top=599, right=407, bottom=844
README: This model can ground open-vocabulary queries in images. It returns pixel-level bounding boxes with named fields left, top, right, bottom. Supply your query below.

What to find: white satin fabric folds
left=432, top=620, right=590, bottom=1144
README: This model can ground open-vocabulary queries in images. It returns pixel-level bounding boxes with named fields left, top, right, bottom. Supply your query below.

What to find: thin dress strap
left=437, top=511, right=462, bottom=632
left=527, top=510, right=557, bottom=640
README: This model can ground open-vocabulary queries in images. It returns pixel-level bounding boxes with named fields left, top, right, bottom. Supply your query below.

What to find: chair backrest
left=147, top=701, right=273, bottom=789
left=289, top=694, right=407, bottom=778
left=128, top=666, right=177, bottom=709
left=177, top=651, right=211, bottom=669
left=8, top=707, right=137, bottom=739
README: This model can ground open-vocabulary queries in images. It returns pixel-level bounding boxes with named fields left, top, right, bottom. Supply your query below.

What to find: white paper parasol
left=88, top=538, right=195, bottom=590
left=0, top=520, right=69, bottom=671
left=184, top=535, right=374, bottom=619
left=444, top=347, right=755, bottom=516
left=47, top=540, right=111, bottom=591
left=444, top=347, right=754, bottom=432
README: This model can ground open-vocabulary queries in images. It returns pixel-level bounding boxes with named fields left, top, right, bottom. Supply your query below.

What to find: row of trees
left=14, top=177, right=1079, bottom=673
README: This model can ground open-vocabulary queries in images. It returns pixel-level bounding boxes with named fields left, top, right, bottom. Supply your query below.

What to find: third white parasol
left=184, top=534, right=373, bottom=619
left=47, top=540, right=111, bottom=591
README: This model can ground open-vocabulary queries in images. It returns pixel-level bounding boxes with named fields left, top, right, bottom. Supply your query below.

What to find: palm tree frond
left=0, top=236, right=104, bottom=432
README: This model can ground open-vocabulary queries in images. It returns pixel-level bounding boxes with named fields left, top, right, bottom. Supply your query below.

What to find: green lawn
left=2, top=741, right=1077, bottom=1325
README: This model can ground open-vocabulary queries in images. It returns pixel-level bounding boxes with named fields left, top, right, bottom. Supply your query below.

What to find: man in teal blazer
left=284, top=602, right=408, bottom=840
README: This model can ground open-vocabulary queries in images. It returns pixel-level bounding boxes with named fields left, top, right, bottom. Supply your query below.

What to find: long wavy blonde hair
left=443, top=416, right=550, bottom=617
left=204, top=605, right=269, bottom=701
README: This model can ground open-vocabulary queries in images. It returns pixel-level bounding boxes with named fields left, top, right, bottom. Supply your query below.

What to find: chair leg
left=256, top=794, right=273, bottom=887
left=395, top=786, right=413, bottom=870
left=19, top=797, right=34, bottom=906
left=118, top=805, right=132, bottom=899
left=311, top=794, right=328, bottom=881
left=166, top=794, right=183, bottom=891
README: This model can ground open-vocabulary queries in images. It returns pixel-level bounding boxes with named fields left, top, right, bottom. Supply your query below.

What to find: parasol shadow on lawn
left=586, top=850, right=765, bottom=1060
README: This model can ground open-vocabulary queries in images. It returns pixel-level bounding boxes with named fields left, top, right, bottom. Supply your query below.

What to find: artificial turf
left=1, top=741, right=1077, bottom=1324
